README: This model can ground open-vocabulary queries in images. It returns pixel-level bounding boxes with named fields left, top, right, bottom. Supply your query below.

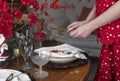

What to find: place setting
left=0, top=41, right=89, bottom=81
left=34, top=43, right=89, bottom=69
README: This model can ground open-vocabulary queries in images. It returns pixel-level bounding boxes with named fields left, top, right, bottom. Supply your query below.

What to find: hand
left=67, top=20, right=88, bottom=33
left=69, top=23, right=95, bottom=38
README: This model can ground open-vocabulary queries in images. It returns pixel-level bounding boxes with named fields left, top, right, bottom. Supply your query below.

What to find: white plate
left=0, top=69, right=31, bottom=81
left=34, top=44, right=87, bottom=63
left=50, top=57, right=77, bottom=63
left=34, top=43, right=84, bottom=58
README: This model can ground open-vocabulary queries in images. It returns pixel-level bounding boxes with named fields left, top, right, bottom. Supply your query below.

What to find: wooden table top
left=8, top=58, right=90, bottom=81
left=7, top=40, right=91, bottom=81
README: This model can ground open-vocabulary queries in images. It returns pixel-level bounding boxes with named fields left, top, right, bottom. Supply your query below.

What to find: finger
left=74, top=33, right=82, bottom=38
left=69, top=29, right=78, bottom=37
left=67, top=22, right=78, bottom=28
left=67, top=24, right=79, bottom=32
left=69, top=29, right=83, bottom=38
left=67, top=23, right=75, bottom=28
left=67, top=26, right=76, bottom=33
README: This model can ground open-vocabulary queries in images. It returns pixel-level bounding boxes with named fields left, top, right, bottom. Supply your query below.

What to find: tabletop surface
left=7, top=40, right=91, bottom=81
left=8, top=58, right=90, bottom=81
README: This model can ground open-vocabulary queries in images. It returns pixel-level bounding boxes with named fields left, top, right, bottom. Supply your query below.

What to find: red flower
left=0, top=12, right=14, bottom=25
left=0, top=23, right=13, bottom=38
left=0, top=23, right=4, bottom=34
left=44, top=12, right=49, bottom=16
left=0, top=1, right=9, bottom=13
left=21, top=0, right=29, bottom=5
left=50, top=17, right=55, bottom=22
left=39, top=1, right=48, bottom=11
left=28, top=0, right=39, bottom=11
left=35, top=31, right=46, bottom=41
left=21, top=0, right=39, bottom=11
left=0, top=0, right=74, bottom=38
left=2, top=26, right=13, bottom=38
left=28, top=13, right=38, bottom=26
left=12, top=8, right=22, bottom=19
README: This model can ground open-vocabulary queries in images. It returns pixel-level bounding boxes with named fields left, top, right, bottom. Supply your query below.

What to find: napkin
left=34, top=43, right=88, bottom=59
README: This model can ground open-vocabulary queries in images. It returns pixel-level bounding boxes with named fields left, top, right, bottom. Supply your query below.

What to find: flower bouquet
left=0, top=0, right=74, bottom=68
left=0, top=0, right=40, bottom=68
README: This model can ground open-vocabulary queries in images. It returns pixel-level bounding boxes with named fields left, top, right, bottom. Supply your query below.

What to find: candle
left=13, top=48, right=20, bottom=58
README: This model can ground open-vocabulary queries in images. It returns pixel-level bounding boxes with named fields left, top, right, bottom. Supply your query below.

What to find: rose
left=35, top=31, right=46, bottom=41
left=28, top=13, right=38, bottom=26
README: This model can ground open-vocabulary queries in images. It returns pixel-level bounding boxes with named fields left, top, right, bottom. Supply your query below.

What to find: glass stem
left=26, top=61, right=29, bottom=65
left=39, top=66, right=43, bottom=74
left=39, top=41, right=42, bottom=47
left=24, top=58, right=29, bottom=65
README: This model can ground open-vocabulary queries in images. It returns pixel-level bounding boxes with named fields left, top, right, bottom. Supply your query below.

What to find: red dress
left=94, top=0, right=120, bottom=81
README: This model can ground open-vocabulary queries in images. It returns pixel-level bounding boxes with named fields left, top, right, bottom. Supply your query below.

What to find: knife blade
left=6, top=73, right=14, bottom=81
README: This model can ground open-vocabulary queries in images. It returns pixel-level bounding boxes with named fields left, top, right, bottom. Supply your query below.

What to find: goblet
left=19, top=27, right=33, bottom=71
left=20, top=39, right=33, bottom=71
left=31, top=51, right=50, bottom=78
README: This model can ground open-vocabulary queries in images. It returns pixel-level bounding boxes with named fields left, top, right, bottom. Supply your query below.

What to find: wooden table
left=8, top=58, right=90, bottom=81
left=8, top=40, right=91, bottom=81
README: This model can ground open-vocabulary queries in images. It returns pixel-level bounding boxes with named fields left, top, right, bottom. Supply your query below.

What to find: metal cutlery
left=73, top=51, right=88, bottom=59
left=6, top=73, right=14, bottom=81
left=6, top=72, right=25, bottom=81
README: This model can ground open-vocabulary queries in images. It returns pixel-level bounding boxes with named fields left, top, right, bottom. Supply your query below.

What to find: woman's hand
left=67, top=20, right=88, bottom=33
left=68, top=23, right=95, bottom=38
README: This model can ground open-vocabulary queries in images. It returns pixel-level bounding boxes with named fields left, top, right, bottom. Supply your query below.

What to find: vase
left=6, top=32, right=19, bottom=59
left=0, top=34, right=9, bottom=68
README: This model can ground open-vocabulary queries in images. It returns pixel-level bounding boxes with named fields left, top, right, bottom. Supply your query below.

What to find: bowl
left=50, top=57, right=77, bottom=63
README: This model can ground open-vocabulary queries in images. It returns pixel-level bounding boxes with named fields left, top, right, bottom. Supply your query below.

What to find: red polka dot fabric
left=96, top=0, right=120, bottom=44
left=94, top=42, right=120, bottom=81
left=94, top=0, right=120, bottom=81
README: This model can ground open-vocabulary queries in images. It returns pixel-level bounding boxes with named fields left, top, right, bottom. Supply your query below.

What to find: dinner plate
left=0, top=69, right=31, bottom=81
left=34, top=43, right=84, bottom=58
left=34, top=43, right=87, bottom=63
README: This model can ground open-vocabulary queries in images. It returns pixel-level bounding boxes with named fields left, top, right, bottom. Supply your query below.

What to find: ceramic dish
left=0, top=69, right=31, bottom=81
left=50, top=57, right=77, bottom=63
left=34, top=43, right=84, bottom=58
left=34, top=44, right=86, bottom=63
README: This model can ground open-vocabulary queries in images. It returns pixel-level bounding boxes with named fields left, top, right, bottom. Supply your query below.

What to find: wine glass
left=31, top=51, right=50, bottom=78
left=19, top=27, right=33, bottom=71
left=20, top=38, right=33, bottom=71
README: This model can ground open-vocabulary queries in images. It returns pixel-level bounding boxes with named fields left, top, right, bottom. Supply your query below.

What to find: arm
left=67, top=5, right=96, bottom=32
left=89, top=0, right=120, bottom=30
left=68, top=0, right=120, bottom=38
left=85, top=5, right=96, bottom=22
